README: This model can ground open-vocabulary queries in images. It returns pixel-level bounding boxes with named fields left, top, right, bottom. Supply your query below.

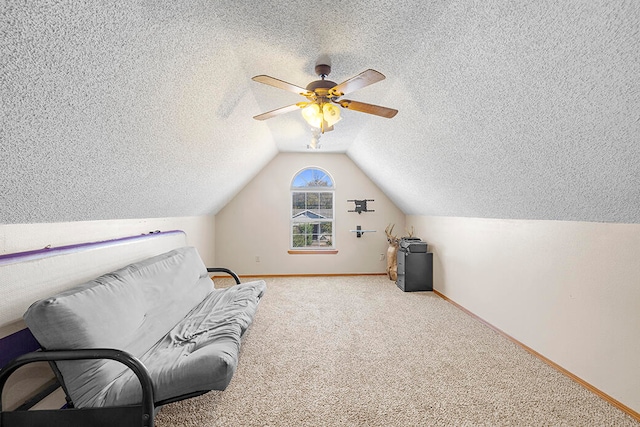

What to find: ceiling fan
left=252, top=64, right=398, bottom=134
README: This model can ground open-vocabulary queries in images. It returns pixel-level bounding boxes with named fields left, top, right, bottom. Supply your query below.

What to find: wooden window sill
left=288, top=250, right=339, bottom=255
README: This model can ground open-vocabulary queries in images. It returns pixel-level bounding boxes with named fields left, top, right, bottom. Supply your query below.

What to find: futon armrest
left=0, top=349, right=156, bottom=427
left=207, top=267, right=241, bottom=284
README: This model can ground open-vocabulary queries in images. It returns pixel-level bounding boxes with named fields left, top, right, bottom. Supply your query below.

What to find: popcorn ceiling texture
left=1, top=1, right=639, bottom=224
left=1, top=1, right=277, bottom=223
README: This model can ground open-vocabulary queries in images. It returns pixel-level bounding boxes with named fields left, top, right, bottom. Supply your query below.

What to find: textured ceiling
left=1, top=1, right=639, bottom=224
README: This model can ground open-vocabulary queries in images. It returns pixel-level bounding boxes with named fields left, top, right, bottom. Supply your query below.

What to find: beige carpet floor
left=155, top=276, right=639, bottom=426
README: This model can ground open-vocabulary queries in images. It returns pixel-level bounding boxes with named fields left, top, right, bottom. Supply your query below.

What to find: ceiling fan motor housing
left=315, top=64, right=331, bottom=77
left=306, top=64, right=338, bottom=98
left=306, top=79, right=338, bottom=93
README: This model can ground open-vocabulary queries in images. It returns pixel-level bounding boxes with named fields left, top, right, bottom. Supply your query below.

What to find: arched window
left=291, top=167, right=335, bottom=249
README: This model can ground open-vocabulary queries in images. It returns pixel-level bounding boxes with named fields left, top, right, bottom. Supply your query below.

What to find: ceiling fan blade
left=329, top=69, right=386, bottom=97
left=252, top=75, right=312, bottom=96
left=337, top=100, right=398, bottom=118
left=253, top=103, right=303, bottom=121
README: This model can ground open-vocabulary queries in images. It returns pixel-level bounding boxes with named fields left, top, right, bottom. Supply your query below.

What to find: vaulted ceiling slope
left=1, top=1, right=638, bottom=224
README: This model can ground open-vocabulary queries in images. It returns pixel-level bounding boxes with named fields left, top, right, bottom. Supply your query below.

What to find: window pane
left=292, top=192, right=305, bottom=210
left=292, top=168, right=333, bottom=188
left=291, top=221, right=333, bottom=248
left=305, top=192, right=319, bottom=210
left=319, top=193, right=332, bottom=209
left=319, top=193, right=333, bottom=219
left=292, top=223, right=314, bottom=247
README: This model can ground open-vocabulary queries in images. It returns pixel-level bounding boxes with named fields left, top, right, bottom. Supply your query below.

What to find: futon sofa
left=21, top=246, right=266, bottom=410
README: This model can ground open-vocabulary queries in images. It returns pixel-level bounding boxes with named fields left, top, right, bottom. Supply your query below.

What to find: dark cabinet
left=396, top=238, right=433, bottom=292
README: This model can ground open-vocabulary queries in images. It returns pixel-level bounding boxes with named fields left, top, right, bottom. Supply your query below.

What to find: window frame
left=289, top=167, right=336, bottom=251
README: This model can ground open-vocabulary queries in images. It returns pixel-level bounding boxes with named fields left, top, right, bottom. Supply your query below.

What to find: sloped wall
left=408, top=215, right=640, bottom=415
left=215, top=153, right=405, bottom=275
left=0, top=2, right=276, bottom=224
left=349, top=1, right=640, bottom=224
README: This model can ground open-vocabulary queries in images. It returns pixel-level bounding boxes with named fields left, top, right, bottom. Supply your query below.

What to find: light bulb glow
left=322, top=103, right=341, bottom=127
left=301, top=103, right=322, bottom=128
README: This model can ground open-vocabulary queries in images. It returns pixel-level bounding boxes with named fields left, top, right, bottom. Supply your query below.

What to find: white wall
left=0, top=215, right=216, bottom=265
left=215, top=153, right=405, bottom=275
left=7, top=205, right=637, bottom=414
left=407, top=215, right=640, bottom=415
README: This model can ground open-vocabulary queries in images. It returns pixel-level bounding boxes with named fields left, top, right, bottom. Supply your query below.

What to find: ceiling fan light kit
left=252, top=63, right=398, bottom=136
left=300, top=102, right=341, bottom=130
